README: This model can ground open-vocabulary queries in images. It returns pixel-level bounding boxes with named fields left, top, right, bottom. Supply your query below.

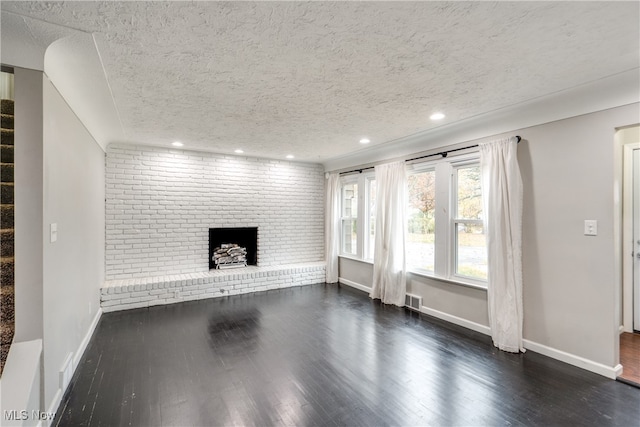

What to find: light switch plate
left=50, top=223, right=58, bottom=243
left=584, top=220, right=597, bottom=236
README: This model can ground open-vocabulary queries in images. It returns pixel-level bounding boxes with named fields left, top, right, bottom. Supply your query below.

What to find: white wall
left=339, top=103, right=640, bottom=373
left=0, top=67, right=45, bottom=427
left=42, top=76, right=105, bottom=412
left=0, top=340, right=42, bottom=427
left=13, top=67, right=44, bottom=344
left=105, top=145, right=325, bottom=280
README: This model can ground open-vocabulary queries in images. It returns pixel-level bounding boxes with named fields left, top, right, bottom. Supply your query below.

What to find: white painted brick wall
left=106, top=144, right=325, bottom=280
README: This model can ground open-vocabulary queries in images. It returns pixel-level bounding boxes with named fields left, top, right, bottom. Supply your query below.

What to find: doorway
left=618, top=125, right=640, bottom=386
left=634, top=148, right=640, bottom=332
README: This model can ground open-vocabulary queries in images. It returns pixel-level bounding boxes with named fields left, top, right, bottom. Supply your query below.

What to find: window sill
left=408, top=269, right=488, bottom=291
left=339, top=255, right=374, bottom=265
left=339, top=256, right=487, bottom=291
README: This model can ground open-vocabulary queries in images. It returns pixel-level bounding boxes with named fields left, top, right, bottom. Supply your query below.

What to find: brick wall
left=106, top=144, right=325, bottom=280
left=101, top=263, right=326, bottom=312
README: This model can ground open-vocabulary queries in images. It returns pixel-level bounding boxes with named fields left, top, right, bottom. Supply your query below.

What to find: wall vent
left=59, top=353, right=74, bottom=392
left=405, top=293, right=422, bottom=312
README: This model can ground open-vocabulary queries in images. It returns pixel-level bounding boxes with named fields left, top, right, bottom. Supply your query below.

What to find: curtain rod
left=339, top=136, right=521, bottom=176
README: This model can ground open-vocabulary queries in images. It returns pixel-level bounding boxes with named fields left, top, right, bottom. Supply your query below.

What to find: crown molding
left=323, top=68, right=640, bottom=172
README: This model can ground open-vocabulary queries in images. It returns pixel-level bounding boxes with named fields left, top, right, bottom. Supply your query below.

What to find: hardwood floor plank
left=619, top=332, right=640, bottom=386
left=55, top=283, right=640, bottom=426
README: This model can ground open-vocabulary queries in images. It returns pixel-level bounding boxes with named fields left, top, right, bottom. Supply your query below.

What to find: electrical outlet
left=584, top=220, right=598, bottom=236
left=50, top=223, right=58, bottom=243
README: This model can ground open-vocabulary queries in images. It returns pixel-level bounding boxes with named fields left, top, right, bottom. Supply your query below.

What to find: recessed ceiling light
left=234, top=149, right=244, bottom=154
left=171, top=141, right=184, bottom=147
left=286, top=154, right=294, bottom=159
left=359, top=138, right=371, bottom=144
left=430, top=112, right=445, bottom=121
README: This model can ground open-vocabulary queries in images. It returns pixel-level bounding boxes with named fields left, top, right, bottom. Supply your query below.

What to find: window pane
left=368, top=179, right=376, bottom=258
left=407, top=171, right=436, bottom=271
left=342, top=183, right=358, bottom=218
left=455, top=223, right=487, bottom=280
left=457, top=166, right=482, bottom=220
left=342, top=219, right=357, bottom=255
left=341, top=182, right=358, bottom=255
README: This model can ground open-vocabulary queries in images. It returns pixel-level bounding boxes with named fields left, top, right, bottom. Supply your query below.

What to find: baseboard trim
left=45, top=389, right=62, bottom=427
left=339, top=278, right=491, bottom=336
left=419, top=306, right=622, bottom=380
left=45, top=308, right=102, bottom=426
left=73, top=308, right=102, bottom=369
left=419, top=305, right=492, bottom=336
left=522, top=339, right=622, bottom=380
left=314, top=277, right=621, bottom=381
left=338, top=277, right=371, bottom=293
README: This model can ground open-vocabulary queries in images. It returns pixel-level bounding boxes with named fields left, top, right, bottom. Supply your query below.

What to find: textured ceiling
left=2, top=1, right=639, bottom=162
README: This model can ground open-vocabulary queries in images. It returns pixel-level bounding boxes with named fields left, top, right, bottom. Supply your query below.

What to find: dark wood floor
left=620, top=332, right=640, bottom=386
left=55, top=283, right=640, bottom=426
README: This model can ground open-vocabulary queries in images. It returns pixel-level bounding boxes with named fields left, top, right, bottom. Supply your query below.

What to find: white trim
left=339, top=255, right=373, bottom=265
left=621, top=141, right=640, bottom=332
left=418, top=306, right=622, bottom=380
left=522, top=339, right=622, bottom=380
left=73, top=308, right=102, bottom=369
left=338, top=277, right=371, bottom=293
left=323, top=69, right=639, bottom=172
left=45, top=389, right=62, bottom=427
left=340, top=277, right=621, bottom=380
left=44, top=308, right=102, bottom=426
left=59, top=353, right=73, bottom=397
left=614, top=364, right=624, bottom=378
left=419, top=305, right=491, bottom=336
left=408, top=269, right=488, bottom=291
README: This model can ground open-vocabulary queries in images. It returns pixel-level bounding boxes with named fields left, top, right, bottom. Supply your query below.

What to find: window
left=339, top=153, right=487, bottom=287
left=408, top=155, right=487, bottom=286
left=453, top=164, right=487, bottom=281
left=341, top=180, right=358, bottom=256
left=407, top=169, right=436, bottom=272
left=339, top=173, right=376, bottom=259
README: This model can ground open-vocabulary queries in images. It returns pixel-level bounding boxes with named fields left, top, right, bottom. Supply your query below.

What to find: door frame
left=620, top=133, right=640, bottom=333
left=632, top=147, right=640, bottom=331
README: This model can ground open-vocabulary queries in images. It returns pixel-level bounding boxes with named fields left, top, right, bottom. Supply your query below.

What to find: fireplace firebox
left=209, top=227, right=258, bottom=270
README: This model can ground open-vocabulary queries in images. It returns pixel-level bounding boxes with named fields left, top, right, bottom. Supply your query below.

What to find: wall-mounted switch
left=584, top=220, right=597, bottom=236
left=50, top=223, right=58, bottom=243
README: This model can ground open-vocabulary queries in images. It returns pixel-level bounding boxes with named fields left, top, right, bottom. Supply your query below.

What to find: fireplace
left=209, top=227, right=258, bottom=270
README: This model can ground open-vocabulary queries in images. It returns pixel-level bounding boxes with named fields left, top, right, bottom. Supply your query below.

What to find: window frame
left=339, top=176, right=359, bottom=257
left=409, top=152, right=488, bottom=288
left=406, top=164, right=437, bottom=274
left=339, top=172, right=376, bottom=260
left=337, top=152, right=488, bottom=289
left=450, top=159, right=487, bottom=285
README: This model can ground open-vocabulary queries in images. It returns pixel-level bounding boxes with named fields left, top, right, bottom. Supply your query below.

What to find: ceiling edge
left=44, top=33, right=124, bottom=151
left=322, top=68, right=640, bottom=172
left=1, top=12, right=123, bottom=151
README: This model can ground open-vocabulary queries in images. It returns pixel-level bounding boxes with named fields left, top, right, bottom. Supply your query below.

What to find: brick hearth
left=101, top=262, right=325, bottom=312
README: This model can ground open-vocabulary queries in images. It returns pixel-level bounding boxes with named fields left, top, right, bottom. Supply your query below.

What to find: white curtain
left=370, top=161, right=407, bottom=306
left=325, top=173, right=340, bottom=284
left=480, top=137, right=524, bottom=353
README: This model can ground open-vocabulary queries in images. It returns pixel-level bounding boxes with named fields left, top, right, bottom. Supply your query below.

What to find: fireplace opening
left=209, top=227, right=258, bottom=270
